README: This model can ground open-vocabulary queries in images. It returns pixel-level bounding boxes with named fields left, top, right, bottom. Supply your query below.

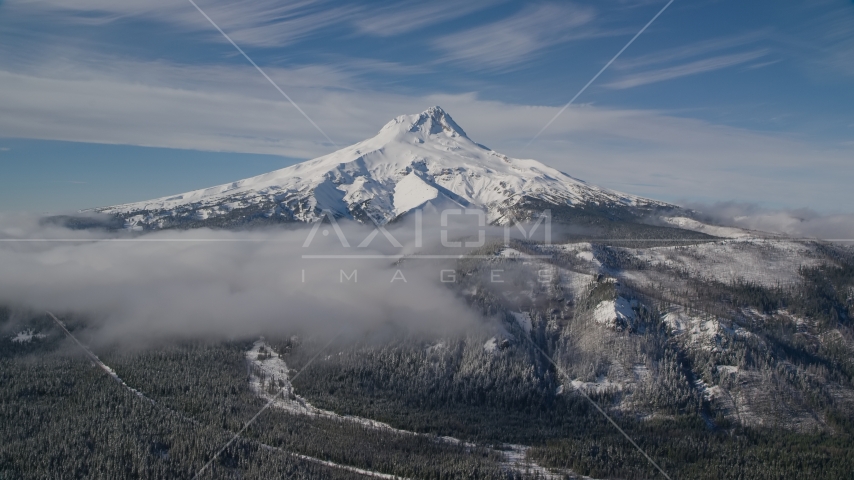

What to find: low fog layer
left=687, top=202, right=854, bottom=241
left=4, top=204, right=848, bottom=346
left=0, top=213, right=508, bottom=346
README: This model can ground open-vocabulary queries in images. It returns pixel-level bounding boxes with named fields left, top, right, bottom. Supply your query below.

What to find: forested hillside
left=2, top=236, right=854, bottom=479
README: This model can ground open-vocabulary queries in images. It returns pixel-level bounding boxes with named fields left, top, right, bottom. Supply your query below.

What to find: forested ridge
left=1, top=324, right=518, bottom=479
left=2, top=238, right=854, bottom=479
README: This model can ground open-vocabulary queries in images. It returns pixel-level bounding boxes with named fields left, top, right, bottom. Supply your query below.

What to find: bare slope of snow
left=660, top=217, right=753, bottom=239
left=592, top=297, right=637, bottom=331
left=631, top=238, right=823, bottom=287
left=246, top=338, right=402, bottom=430
left=95, top=107, right=671, bottom=229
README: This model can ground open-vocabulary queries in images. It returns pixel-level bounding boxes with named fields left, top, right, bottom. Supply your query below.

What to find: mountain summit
left=97, top=107, right=671, bottom=230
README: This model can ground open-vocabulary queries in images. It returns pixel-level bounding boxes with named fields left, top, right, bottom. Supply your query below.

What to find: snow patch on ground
left=500, top=444, right=569, bottom=480
left=570, top=377, right=624, bottom=394
left=499, top=247, right=524, bottom=258
left=557, top=242, right=592, bottom=253
left=559, top=268, right=596, bottom=300
left=393, top=172, right=439, bottom=216
left=426, top=342, right=446, bottom=355
left=577, top=251, right=596, bottom=262
left=633, top=364, right=651, bottom=382
left=664, top=309, right=727, bottom=351
left=246, top=338, right=566, bottom=478
left=247, top=339, right=379, bottom=421
left=11, top=329, right=46, bottom=343
left=592, top=297, right=636, bottom=330
left=633, top=239, right=822, bottom=287
left=511, top=312, right=532, bottom=333
left=661, top=216, right=751, bottom=238
left=662, top=307, right=753, bottom=353
left=269, top=446, right=409, bottom=480
left=248, top=338, right=460, bottom=433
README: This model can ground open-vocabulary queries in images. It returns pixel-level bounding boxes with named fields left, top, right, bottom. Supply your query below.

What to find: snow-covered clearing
left=247, top=338, right=406, bottom=431
left=511, top=312, right=533, bottom=333
left=49, top=315, right=408, bottom=479
left=246, top=338, right=566, bottom=479
left=660, top=217, right=752, bottom=239
left=592, top=297, right=637, bottom=330
left=260, top=443, right=409, bottom=480
left=569, top=377, right=625, bottom=395
left=631, top=239, right=823, bottom=287
left=10, top=329, right=46, bottom=343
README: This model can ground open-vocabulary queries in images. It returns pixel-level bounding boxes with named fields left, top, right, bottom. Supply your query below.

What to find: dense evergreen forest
left=1, top=320, right=521, bottom=479
left=2, top=239, right=854, bottom=479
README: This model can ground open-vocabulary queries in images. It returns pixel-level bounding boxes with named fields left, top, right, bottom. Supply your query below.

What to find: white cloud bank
left=0, top=214, right=487, bottom=346
left=687, top=203, right=854, bottom=242
left=432, top=3, right=597, bottom=70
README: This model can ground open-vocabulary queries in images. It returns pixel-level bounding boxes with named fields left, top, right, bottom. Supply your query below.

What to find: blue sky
left=0, top=0, right=852, bottom=213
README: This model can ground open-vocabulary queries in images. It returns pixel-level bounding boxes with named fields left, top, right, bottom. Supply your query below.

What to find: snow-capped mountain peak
left=380, top=105, right=469, bottom=139
left=95, top=107, right=671, bottom=230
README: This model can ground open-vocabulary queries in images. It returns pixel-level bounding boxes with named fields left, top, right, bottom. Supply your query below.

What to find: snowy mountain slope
left=660, top=216, right=755, bottom=239
left=94, top=107, right=673, bottom=230
left=456, top=239, right=854, bottom=433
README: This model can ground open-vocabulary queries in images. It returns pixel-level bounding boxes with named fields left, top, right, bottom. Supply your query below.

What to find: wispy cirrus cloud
left=603, top=30, right=773, bottom=89
left=353, top=0, right=503, bottom=37
left=4, top=0, right=497, bottom=48
left=1, top=0, right=852, bottom=214
left=433, top=3, right=597, bottom=71
left=3, top=0, right=358, bottom=48
left=332, top=57, right=432, bottom=78
left=2, top=48, right=852, bottom=212
left=605, top=49, right=769, bottom=89
left=196, top=0, right=360, bottom=48
left=613, top=32, right=769, bottom=71
left=787, top=1, right=854, bottom=78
